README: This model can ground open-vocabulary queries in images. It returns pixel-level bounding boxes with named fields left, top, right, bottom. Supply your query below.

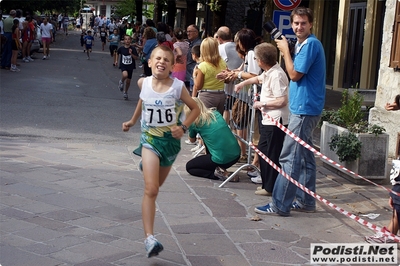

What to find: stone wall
left=369, top=0, right=400, bottom=158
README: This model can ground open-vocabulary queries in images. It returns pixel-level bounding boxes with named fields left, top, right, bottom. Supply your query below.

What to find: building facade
left=83, top=0, right=399, bottom=158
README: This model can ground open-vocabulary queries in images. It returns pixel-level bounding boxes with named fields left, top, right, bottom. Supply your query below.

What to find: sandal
left=238, top=154, right=248, bottom=163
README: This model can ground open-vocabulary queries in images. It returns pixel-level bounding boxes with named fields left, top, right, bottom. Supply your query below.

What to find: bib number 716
left=145, top=107, right=176, bottom=126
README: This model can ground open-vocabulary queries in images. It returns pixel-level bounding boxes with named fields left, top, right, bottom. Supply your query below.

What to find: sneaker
left=251, top=175, right=262, bottom=184
left=190, top=144, right=203, bottom=152
left=254, top=203, right=278, bottom=215
left=291, top=201, right=316, bottom=213
left=23, top=58, right=30, bottom=63
left=214, top=167, right=239, bottom=182
left=247, top=169, right=258, bottom=177
left=118, top=80, right=124, bottom=92
left=140, top=74, right=146, bottom=77
left=144, top=235, right=164, bottom=258
left=214, top=167, right=228, bottom=180
left=255, top=189, right=272, bottom=196
left=42, top=56, right=47, bottom=60
left=365, top=229, right=396, bottom=244
left=47, top=54, right=50, bottom=58
left=27, top=56, right=34, bottom=62
left=10, top=67, right=20, bottom=72
left=185, top=139, right=197, bottom=145
left=123, top=92, right=128, bottom=100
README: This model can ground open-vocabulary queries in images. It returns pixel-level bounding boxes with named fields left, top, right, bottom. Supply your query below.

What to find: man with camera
left=255, top=7, right=326, bottom=216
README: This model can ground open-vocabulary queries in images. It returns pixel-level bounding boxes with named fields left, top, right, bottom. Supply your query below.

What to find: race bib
left=86, top=39, right=92, bottom=45
left=143, top=98, right=176, bottom=127
left=122, top=54, right=132, bottom=65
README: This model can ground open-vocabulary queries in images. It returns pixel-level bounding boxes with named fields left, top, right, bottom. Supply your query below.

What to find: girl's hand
left=170, top=125, right=184, bottom=139
left=122, top=121, right=133, bottom=132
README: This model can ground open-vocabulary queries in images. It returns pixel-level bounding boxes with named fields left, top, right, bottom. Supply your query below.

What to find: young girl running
left=122, top=45, right=200, bottom=258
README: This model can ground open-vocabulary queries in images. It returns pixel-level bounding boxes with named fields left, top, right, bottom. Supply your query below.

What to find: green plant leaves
left=328, top=132, right=362, bottom=162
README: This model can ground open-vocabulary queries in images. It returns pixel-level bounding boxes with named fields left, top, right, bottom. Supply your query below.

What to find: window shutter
left=390, top=0, right=400, bottom=70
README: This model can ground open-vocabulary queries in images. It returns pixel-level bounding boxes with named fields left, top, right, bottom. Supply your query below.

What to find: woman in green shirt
left=184, top=98, right=240, bottom=180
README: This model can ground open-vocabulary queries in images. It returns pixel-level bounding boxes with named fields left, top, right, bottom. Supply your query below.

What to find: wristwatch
left=181, top=124, right=188, bottom=133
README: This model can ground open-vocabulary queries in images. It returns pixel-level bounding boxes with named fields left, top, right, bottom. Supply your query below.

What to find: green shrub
left=328, top=132, right=361, bottom=162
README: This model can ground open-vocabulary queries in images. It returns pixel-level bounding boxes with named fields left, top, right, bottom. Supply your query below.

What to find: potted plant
left=320, top=90, right=389, bottom=184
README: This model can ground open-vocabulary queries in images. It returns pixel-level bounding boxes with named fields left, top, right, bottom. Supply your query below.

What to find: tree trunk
left=167, top=0, right=177, bottom=28
left=185, top=0, right=198, bottom=27
left=135, top=0, right=143, bottom=23
left=155, top=0, right=164, bottom=23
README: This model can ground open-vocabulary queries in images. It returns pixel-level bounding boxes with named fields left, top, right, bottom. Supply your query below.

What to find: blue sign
left=273, top=10, right=296, bottom=39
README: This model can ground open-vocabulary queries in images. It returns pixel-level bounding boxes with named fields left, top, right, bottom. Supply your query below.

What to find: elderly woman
left=235, top=42, right=289, bottom=196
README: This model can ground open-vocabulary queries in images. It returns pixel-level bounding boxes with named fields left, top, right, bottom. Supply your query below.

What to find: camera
left=263, top=21, right=296, bottom=55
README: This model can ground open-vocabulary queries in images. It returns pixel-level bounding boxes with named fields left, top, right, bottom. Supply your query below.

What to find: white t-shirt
left=40, top=22, right=53, bottom=38
left=257, top=63, right=289, bottom=125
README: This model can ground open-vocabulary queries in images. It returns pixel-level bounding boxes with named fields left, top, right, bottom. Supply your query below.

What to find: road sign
left=273, top=10, right=296, bottom=39
left=273, top=0, right=302, bottom=11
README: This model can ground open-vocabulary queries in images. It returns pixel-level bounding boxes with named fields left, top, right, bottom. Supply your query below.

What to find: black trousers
left=186, top=153, right=240, bottom=179
left=258, top=122, right=286, bottom=193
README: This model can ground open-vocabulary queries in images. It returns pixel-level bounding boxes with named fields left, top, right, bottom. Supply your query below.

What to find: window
left=390, top=0, right=400, bottom=70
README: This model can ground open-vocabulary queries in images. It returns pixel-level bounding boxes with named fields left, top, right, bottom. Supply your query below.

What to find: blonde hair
left=150, top=45, right=175, bottom=65
left=184, top=97, right=216, bottom=126
left=200, top=37, right=222, bottom=68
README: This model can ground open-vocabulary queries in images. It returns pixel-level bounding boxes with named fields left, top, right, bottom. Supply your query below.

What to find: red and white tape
left=247, top=85, right=399, bottom=241
left=250, top=141, right=400, bottom=242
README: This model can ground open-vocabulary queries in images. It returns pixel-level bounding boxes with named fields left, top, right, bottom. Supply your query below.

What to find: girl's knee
left=144, top=185, right=159, bottom=198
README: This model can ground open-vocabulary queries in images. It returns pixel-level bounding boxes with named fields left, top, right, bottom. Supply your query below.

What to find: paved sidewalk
left=0, top=136, right=397, bottom=266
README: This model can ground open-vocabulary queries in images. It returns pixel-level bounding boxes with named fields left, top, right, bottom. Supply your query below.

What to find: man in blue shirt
left=255, top=7, right=326, bottom=216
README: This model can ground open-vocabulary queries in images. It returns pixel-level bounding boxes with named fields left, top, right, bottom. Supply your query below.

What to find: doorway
left=343, top=2, right=366, bottom=89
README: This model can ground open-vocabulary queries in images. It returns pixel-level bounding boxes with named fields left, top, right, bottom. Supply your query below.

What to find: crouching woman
left=185, top=97, right=240, bottom=180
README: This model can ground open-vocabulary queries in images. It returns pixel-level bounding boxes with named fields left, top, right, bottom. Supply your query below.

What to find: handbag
left=231, top=98, right=249, bottom=127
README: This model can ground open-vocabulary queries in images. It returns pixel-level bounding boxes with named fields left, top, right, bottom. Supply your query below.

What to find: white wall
left=369, top=0, right=400, bottom=158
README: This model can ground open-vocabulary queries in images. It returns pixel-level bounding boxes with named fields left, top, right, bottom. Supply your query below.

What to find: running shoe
left=118, top=80, right=124, bottom=92
left=251, top=175, right=262, bottom=184
left=254, top=203, right=278, bottom=215
left=291, top=201, right=316, bottom=213
left=144, top=235, right=164, bottom=258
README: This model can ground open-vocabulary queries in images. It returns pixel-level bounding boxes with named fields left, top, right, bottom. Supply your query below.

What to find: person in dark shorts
left=117, top=35, right=138, bottom=100
left=99, top=27, right=107, bottom=51
left=108, top=29, right=119, bottom=67
left=83, top=30, right=94, bottom=59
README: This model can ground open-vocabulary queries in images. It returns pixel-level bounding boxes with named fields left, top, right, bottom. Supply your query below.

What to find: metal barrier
left=219, top=84, right=260, bottom=187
